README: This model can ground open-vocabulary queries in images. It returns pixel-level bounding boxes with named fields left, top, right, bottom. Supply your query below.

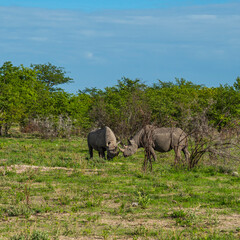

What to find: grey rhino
left=119, top=125, right=190, bottom=164
left=87, top=126, right=120, bottom=159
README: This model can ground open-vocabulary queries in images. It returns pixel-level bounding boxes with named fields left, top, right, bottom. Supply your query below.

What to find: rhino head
left=119, top=139, right=138, bottom=157
left=106, top=141, right=120, bottom=159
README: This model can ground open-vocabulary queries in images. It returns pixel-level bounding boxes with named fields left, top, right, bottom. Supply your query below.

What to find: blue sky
left=0, top=1, right=240, bottom=93
left=0, top=0, right=237, bottom=10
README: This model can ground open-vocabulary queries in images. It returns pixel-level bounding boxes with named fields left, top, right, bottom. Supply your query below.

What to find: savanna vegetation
left=0, top=61, right=239, bottom=239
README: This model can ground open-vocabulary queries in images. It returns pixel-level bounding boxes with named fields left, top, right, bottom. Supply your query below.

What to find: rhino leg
left=98, top=148, right=106, bottom=158
left=107, top=151, right=113, bottom=160
left=88, top=145, right=93, bottom=159
left=173, top=146, right=181, bottom=165
left=182, top=147, right=190, bottom=164
left=149, top=146, right=157, bottom=161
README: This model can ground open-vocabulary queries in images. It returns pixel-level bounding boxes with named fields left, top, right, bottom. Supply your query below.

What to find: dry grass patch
left=0, top=164, right=104, bottom=175
left=217, top=214, right=240, bottom=231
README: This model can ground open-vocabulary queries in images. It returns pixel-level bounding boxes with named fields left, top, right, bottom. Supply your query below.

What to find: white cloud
left=85, top=52, right=94, bottom=59
left=188, top=14, right=217, bottom=20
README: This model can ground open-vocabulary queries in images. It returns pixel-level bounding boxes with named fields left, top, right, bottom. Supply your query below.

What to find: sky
left=0, top=0, right=240, bottom=93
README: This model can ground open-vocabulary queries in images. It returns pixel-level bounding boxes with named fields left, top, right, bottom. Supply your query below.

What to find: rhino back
left=133, top=126, right=171, bottom=151
left=153, top=127, right=187, bottom=151
left=152, top=129, right=172, bottom=152
left=171, top=128, right=188, bottom=147
left=145, top=127, right=187, bottom=152
left=88, top=128, right=106, bottom=150
left=88, top=126, right=117, bottom=150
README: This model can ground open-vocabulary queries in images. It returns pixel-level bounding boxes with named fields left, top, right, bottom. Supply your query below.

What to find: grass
left=0, top=134, right=240, bottom=239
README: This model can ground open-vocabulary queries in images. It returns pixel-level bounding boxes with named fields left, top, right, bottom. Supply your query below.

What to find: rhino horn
left=118, top=143, right=128, bottom=152
left=118, top=146, right=125, bottom=152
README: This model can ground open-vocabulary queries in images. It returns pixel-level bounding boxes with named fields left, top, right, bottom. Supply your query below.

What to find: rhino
left=87, top=126, right=120, bottom=159
left=119, top=125, right=190, bottom=164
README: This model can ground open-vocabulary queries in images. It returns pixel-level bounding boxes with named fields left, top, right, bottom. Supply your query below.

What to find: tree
left=0, top=62, right=44, bottom=135
left=146, top=78, right=206, bottom=127
left=88, top=78, right=150, bottom=139
left=30, top=62, right=73, bottom=91
left=233, top=77, right=240, bottom=91
left=68, top=92, right=93, bottom=132
left=209, top=84, right=240, bottom=130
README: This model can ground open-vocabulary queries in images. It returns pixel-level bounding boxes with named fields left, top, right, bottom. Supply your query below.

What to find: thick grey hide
left=121, top=125, right=190, bottom=164
left=87, top=126, right=119, bottom=159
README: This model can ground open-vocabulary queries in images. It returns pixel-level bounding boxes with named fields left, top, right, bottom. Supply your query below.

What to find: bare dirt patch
left=0, top=164, right=103, bottom=175
left=99, top=214, right=174, bottom=230
left=217, top=214, right=240, bottom=231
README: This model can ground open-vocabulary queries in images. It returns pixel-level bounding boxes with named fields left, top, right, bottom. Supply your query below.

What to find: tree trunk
left=4, top=123, right=11, bottom=136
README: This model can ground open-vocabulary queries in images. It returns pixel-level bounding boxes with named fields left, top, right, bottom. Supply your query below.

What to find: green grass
left=0, top=135, right=240, bottom=239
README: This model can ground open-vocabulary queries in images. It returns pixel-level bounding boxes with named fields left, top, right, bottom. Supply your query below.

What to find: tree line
left=0, top=61, right=240, bottom=139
